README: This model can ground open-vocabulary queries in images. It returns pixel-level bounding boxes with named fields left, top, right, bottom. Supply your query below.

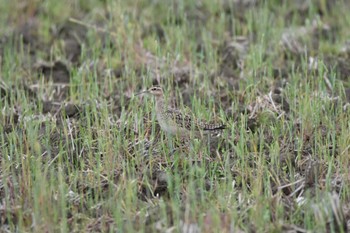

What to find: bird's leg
left=170, top=135, right=191, bottom=155
left=166, top=134, right=176, bottom=155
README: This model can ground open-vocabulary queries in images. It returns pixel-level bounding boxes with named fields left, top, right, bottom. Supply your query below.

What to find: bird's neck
left=155, top=96, right=166, bottom=112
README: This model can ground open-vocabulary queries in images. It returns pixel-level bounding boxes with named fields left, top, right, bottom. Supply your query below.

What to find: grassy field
left=0, top=0, right=350, bottom=232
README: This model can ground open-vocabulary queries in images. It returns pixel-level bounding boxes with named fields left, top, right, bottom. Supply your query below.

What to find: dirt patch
left=35, top=60, right=70, bottom=83
left=51, top=20, right=87, bottom=63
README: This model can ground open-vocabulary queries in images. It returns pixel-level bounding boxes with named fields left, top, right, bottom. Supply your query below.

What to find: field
left=1, top=0, right=350, bottom=232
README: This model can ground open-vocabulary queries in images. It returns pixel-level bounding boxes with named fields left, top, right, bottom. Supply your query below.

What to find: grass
left=0, top=0, right=350, bottom=232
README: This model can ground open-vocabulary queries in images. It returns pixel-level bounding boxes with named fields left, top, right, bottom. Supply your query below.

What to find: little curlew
left=137, top=86, right=226, bottom=138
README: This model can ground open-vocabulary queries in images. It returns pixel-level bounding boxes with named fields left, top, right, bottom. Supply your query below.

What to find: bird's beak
left=135, top=90, right=149, bottom=96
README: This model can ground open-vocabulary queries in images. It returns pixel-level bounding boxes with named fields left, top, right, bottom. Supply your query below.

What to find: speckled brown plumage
left=164, top=109, right=225, bottom=132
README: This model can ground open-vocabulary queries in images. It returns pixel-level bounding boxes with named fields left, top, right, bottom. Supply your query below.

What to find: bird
left=137, top=86, right=226, bottom=138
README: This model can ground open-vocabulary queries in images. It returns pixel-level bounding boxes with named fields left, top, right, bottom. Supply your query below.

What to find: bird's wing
left=165, top=108, right=225, bottom=131
left=199, top=121, right=226, bottom=131
left=165, top=109, right=200, bottom=131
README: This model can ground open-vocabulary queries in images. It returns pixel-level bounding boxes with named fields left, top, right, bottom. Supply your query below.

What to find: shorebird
left=137, top=86, right=226, bottom=138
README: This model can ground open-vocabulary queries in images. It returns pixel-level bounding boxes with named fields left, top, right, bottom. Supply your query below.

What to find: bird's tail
left=202, top=123, right=226, bottom=131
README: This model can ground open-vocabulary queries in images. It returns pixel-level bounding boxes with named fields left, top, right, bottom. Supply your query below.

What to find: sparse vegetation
left=0, top=0, right=350, bottom=232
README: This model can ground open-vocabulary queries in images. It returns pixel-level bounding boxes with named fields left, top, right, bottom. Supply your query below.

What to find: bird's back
left=157, top=106, right=225, bottom=137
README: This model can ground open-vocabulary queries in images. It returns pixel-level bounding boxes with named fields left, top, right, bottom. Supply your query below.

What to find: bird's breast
left=156, top=111, right=188, bottom=135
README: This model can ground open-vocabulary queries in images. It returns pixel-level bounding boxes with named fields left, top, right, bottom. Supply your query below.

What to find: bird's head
left=136, top=86, right=163, bottom=97
left=147, top=86, right=163, bottom=97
